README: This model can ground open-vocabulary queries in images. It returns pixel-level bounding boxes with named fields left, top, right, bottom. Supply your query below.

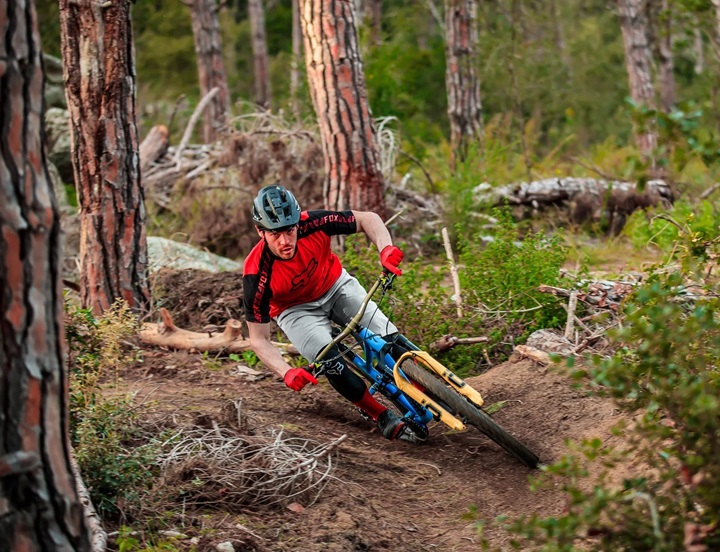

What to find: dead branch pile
left=157, top=425, right=345, bottom=511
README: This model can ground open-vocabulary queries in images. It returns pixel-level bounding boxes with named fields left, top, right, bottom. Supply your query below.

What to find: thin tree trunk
left=365, top=0, right=382, bottom=46
left=300, top=0, right=386, bottom=217
left=248, top=0, right=271, bottom=109
left=291, top=0, right=302, bottom=118
left=445, top=0, right=483, bottom=168
left=59, top=0, right=150, bottom=315
left=0, top=0, right=91, bottom=548
left=189, top=0, right=231, bottom=141
left=617, top=0, right=658, bottom=162
left=549, top=0, right=572, bottom=78
left=693, top=14, right=704, bottom=74
left=657, top=0, right=675, bottom=112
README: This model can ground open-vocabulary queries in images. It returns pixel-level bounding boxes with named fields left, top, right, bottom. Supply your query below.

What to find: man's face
left=257, top=226, right=299, bottom=259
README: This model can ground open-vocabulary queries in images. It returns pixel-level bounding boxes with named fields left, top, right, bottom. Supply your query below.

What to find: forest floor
left=103, top=268, right=641, bottom=552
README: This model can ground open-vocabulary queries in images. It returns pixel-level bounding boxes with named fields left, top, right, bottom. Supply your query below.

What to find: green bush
left=623, top=198, right=720, bottom=254
left=491, top=237, right=720, bottom=551
left=65, top=299, right=159, bottom=520
left=342, top=211, right=568, bottom=374
left=458, top=209, right=568, bottom=337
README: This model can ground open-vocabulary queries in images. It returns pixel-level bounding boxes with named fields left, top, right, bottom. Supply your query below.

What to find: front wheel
left=399, top=360, right=540, bottom=468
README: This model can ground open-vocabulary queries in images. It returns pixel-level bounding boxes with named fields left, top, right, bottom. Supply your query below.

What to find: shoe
left=377, top=409, right=409, bottom=441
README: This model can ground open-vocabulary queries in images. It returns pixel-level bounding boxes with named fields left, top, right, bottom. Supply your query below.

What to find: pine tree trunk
left=189, top=0, right=231, bottom=141
left=248, top=0, right=271, bottom=109
left=657, top=0, right=675, bottom=112
left=300, top=0, right=386, bottom=217
left=617, top=0, right=658, bottom=161
left=365, top=0, right=382, bottom=45
left=291, top=0, right=302, bottom=118
left=0, top=0, right=91, bottom=548
left=445, top=0, right=482, bottom=167
left=59, top=0, right=150, bottom=316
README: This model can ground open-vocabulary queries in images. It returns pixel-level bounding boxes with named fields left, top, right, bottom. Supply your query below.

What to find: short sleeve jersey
left=243, top=210, right=357, bottom=323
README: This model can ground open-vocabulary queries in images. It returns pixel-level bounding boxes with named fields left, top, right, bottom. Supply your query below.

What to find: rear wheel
left=399, top=360, right=540, bottom=468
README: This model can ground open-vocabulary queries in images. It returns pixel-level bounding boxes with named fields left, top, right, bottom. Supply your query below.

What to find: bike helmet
left=252, top=185, right=301, bottom=230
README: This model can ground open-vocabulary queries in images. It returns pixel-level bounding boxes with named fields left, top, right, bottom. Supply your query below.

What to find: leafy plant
left=459, top=209, right=568, bottom=338
left=341, top=211, right=569, bottom=374
left=492, top=240, right=720, bottom=551
left=65, top=298, right=159, bottom=520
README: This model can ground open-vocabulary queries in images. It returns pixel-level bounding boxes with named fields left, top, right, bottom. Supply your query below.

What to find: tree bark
left=300, top=0, right=386, bottom=217
left=617, top=0, right=658, bottom=162
left=59, top=0, right=150, bottom=316
left=248, top=0, right=272, bottom=109
left=291, top=0, right=302, bottom=118
left=657, top=0, right=675, bottom=112
left=0, top=0, right=92, bottom=548
left=365, top=0, right=382, bottom=46
left=445, top=0, right=482, bottom=167
left=189, top=0, right=231, bottom=142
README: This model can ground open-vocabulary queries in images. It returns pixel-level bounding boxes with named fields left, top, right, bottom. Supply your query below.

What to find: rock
left=525, top=329, right=574, bottom=355
left=147, top=236, right=242, bottom=274
left=215, top=542, right=235, bottom=552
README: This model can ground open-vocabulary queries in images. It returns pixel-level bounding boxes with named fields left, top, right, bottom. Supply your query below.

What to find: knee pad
left=318, top=344, right=366, bottom=402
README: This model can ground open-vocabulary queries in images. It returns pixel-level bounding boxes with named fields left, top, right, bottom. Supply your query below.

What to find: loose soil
left=109, top=269, right=636, bottom=551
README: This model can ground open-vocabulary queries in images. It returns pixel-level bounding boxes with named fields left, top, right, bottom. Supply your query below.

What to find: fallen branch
left=175, top=86, right=220, bottom=170
left=513, top=344, right=551, bottom=366
left=140, top=308, right=297, bottom=355
left=430, top=335, right=488, bottom=353
left=441, top=227, right=462, bottom=318
left=71, top=453, right=107, bottom=551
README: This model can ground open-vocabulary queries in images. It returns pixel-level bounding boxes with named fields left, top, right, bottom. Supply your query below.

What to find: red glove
left=380, top=245, right=404, bottom=275
left=283, top=367, right=318, bottom=391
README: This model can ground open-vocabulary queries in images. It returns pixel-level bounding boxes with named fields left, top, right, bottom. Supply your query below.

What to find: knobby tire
left=400, top=360, right=540, bottom=468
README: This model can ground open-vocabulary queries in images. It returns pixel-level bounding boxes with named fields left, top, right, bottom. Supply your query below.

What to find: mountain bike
left=311, top=272, right=540, bottom=468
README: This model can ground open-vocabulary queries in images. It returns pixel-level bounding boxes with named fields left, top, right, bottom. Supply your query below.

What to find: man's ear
left=255, top=227, right=264, bottom=238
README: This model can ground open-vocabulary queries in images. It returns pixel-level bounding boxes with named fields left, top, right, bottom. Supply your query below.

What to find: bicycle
left=311, top=271, right=540, bottom=469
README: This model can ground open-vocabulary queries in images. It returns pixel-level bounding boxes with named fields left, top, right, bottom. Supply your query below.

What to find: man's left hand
left=380, top=245, right=404, bottom=275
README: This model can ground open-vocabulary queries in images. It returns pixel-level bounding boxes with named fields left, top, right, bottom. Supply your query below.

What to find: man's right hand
left=283, top=367, right=319, bottom=391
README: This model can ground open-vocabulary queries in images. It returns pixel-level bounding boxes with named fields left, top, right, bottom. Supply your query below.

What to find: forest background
left=5, top=0, right=720, bottom=550
left=36, top=0, right=720, bottom=210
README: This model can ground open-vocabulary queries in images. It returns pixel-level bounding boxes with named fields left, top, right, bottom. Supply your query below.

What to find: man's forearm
left=354, top=210, right=392, bottom=251
left=252, top=339, right=292, bottom=379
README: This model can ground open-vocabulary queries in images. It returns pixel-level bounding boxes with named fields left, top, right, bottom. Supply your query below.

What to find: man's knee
left=318, top=344, right=366, bottom=402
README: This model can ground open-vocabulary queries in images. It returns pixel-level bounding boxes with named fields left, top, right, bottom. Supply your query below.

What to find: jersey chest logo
left=290, top=258, right=319, bottom=291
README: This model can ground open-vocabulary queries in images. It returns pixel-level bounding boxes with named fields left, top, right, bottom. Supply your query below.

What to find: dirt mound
left=150, top=268, right=245, bottom=330
left=115, top=345, right=635, bottom=551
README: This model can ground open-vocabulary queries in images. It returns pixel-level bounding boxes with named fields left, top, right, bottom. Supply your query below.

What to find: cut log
left=139, top=124, right=169, bottom=174
left=139, top=308, right=298, bottom=355
left=513, top=344, right=551, bottom=365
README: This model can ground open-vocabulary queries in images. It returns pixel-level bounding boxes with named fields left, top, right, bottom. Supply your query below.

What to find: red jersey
left=243, top=210, right=357, bottom=323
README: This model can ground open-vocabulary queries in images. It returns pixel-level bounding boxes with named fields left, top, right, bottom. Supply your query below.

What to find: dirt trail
left=118, top=347, right=626, bottom=551
left=114, top=268, right=633, bottom=550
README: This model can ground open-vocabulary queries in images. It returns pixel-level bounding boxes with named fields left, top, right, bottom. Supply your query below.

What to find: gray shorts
left=276, top=269, right=398, bottom=362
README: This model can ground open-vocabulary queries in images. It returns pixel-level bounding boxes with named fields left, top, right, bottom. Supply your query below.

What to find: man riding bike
left=243, top=184, right=413, bottom=441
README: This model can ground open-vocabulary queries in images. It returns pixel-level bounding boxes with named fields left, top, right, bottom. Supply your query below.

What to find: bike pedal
left=401, top=417, right=429, bottom=442
left=356, top=408, right=372, bottom=422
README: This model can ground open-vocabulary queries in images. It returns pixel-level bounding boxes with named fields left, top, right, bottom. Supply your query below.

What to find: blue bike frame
left=337, top=327, right=435, bottom=429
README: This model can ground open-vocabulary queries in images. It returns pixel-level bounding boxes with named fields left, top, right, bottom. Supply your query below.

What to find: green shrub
left=623, top=198, right=720, bottom=254
left=65, top=299, right=159, bottom=520
left=491, top=238, right=720, bottom=551
left=341, top=211, right=568, bottom=374
left=459, top=209, right=568, bottom=338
